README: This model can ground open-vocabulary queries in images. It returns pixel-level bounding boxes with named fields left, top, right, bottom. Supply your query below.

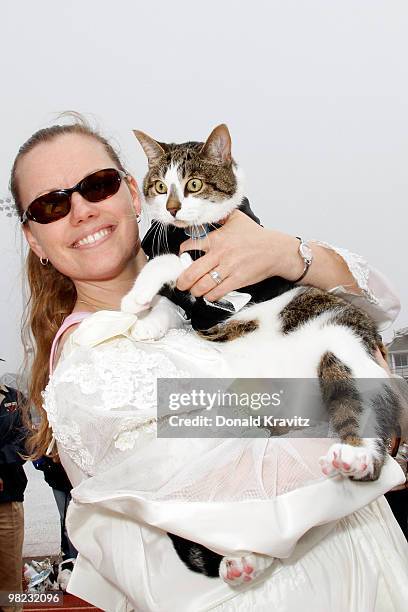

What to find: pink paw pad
left=220, top=554, right=274, bottom=587
left=320, top=443, right=375, bottom=480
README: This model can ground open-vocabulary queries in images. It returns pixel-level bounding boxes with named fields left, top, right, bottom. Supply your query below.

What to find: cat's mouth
left=169, top=219, right=190, bottom=228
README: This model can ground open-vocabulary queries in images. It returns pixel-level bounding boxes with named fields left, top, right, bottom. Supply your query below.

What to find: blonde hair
left=11, top=115, right=127, bottom=459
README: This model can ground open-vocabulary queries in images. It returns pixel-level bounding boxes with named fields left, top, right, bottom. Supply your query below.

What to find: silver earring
left=40, top=257, right=49, bottom=266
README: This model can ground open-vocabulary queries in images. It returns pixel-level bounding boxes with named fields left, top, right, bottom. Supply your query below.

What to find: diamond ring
left=209, top=269, right=222, bottom=285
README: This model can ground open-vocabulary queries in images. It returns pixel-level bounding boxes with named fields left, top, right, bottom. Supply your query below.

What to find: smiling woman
left=10, top=118, right=147, bottom=457
left=16, top=136, right=142, bottom=283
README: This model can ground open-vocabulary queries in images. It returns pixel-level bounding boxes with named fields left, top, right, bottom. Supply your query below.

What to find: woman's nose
left=69, top=191, right=100, bottom=224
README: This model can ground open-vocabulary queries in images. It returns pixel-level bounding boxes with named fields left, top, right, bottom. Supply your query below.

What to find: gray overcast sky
left=1, top=0, right=407, bottom=373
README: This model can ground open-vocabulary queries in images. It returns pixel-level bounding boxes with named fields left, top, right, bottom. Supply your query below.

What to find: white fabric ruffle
left=41, top=310, right=408, bottom=611
left=312, top=240, right=401, bottom=330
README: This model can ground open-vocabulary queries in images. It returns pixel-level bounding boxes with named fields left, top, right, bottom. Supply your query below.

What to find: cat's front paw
left=121, top=274, right=163, bottom=314
left=120, top=292, right=151, bottom=315
left=130, top=313, right=168, bottom=341
left=319, top=442, right=381, bottom=481
left=219, top=554, right=274, bottom=587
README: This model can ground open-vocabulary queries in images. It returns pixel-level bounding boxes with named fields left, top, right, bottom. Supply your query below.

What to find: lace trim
left=42, top=338, right=190, bottom=475
left=311, top=240, right=379, bottom=305
left=113, top=417, right=157, bottom=451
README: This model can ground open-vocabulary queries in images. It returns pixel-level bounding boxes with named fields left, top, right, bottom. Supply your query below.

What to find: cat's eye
left=186, top=178, right=203, bottom=193
left=155, top=180, right=167, bottom=194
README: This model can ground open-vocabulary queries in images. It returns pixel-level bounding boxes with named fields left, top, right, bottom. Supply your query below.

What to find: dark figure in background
left=386, top=488, right=408, bottom=540
left=385, top=438, right=408, bottom=540
left=33, top=456, right=77, bottom=589
left=0, top=383, right=28, bottom=612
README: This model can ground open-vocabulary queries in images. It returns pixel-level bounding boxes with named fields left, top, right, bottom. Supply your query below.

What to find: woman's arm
left=310, top=240, right=400, bottom=331
left=177, top=210, right=400, bottom=330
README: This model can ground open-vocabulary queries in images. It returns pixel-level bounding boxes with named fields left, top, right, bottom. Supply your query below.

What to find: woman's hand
left=176, top=210, right=360, bottom=301
left=177, top=210, right=296, bottom=301
left=374, top=347, right=391, bottom=374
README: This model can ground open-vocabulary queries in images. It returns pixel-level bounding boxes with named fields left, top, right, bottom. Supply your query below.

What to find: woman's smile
left=70, top=224, right=117, bottom=249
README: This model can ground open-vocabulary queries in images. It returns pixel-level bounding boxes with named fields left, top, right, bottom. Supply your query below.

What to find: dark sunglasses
left=20, top=168, right=128, bottom=224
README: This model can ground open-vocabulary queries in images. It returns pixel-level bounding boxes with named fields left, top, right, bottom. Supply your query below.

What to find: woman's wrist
left=266, top=229, right=362, bottom=293
left=265, top=230, right=305, bottom=281
left=297, top=242, right=361, bottom=293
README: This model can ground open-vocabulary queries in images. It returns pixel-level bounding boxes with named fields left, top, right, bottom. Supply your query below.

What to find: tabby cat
left=120, top=124, right=402, bottom=586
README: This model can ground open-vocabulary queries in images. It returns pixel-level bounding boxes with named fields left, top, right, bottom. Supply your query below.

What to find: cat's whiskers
left=161, top=224, right=166, bottom=255
left=160, top=223, right=168, bottom=255
left=194, top=222, right=212, bottom=251
left=141, top=214, right=157, bottom=240
left=163, top=223, right=170, bottom=255
left=191, top=223, right=202, bottom=250
left=208, top=222, right=220, bottom=234
left=151, top=221, right=162, bottom=258
left=157, top=223, right=165, bottom=258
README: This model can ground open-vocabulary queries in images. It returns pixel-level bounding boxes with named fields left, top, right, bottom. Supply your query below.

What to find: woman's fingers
left=176, top=251, right=220, bottom=292
left=203, top=275, right=240, bottom=302
left=188, top=264, right=230, bottom=298
left=374, top=347, right=391, bottom=374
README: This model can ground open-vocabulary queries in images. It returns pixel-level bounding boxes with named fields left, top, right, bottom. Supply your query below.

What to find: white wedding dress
left=42, top=245, right=408, bottom=612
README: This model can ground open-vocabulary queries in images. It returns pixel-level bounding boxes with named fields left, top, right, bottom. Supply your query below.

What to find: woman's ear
left=22, top=224, right=48, bottom=260
left=126, top=175, right=142, bottom=217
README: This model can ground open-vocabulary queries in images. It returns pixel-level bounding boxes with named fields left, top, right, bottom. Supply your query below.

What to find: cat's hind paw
left=319, top=442, right=381, bottom=481
left=219, top=554, right=274, bottom=587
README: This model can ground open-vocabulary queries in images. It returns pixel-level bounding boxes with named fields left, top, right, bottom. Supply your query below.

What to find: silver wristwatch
left=293, top=237, right=313, bottom=283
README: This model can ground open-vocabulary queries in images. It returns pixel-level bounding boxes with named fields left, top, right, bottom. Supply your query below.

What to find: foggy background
left=1, top=0, right=407, bottom=377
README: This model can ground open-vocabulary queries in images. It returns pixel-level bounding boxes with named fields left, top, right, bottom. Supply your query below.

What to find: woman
left=12, top=118, right=408, bottom=611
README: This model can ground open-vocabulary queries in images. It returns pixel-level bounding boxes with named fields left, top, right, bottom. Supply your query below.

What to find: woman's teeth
left=74, top=227, right=113, bottom=247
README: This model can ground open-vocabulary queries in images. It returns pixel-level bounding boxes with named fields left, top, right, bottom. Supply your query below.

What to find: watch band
left=293, top=237, right=313, bottom=283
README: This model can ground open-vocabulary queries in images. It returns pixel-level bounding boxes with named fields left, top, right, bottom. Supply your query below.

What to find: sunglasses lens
left=29, top=192, right=71, bottom=224
left=81, top=168, right=122, bottom=202
left=23, top=168, right=124, bottom=224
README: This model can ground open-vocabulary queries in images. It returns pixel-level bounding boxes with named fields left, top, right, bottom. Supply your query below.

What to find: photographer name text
left=167, top=415, right=310, bottom=428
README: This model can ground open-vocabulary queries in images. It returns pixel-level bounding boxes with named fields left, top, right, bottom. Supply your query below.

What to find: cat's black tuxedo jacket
left=141, top=198, right=295, bottom=331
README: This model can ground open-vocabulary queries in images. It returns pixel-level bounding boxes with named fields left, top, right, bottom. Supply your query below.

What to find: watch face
left=300, top=242, right=313, bottom=262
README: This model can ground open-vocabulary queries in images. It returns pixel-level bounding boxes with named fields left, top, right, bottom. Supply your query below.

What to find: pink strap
left=49, top=311, right=91, bottom=375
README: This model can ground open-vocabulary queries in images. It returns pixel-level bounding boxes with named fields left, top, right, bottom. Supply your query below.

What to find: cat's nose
left=166, top=189, right=181, bottom=217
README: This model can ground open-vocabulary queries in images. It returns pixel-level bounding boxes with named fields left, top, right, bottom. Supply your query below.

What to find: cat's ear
left=201, top=124, right=232, bottom=165
left=133, top=130, right=166, bottom=166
